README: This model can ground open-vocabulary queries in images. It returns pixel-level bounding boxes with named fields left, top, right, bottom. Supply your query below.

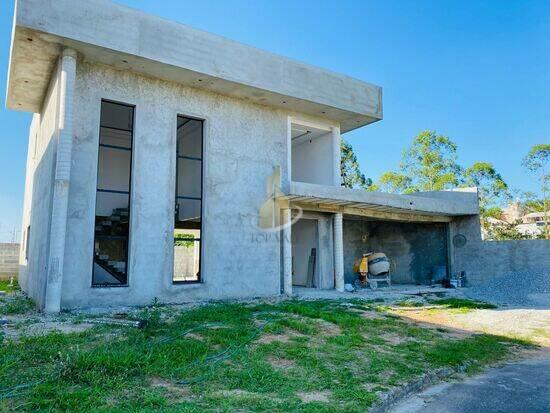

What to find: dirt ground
left=394, top=307, right=550, bottom=347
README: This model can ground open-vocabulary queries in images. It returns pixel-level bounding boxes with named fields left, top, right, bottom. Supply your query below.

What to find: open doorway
left=290, top=121, right=335, bottom=186
left=292, top=218, right=319, bottom=287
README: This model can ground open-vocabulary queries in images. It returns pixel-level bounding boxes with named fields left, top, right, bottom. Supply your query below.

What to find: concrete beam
left=286, top=181, right=480, bottom=217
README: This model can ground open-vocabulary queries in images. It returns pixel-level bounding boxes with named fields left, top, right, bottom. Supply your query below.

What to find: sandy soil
left=395, top=308, right=550, bottom=346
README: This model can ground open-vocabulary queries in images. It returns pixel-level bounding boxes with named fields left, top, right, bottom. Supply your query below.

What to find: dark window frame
left=91, top=99, right=135, bottom=288
left=173, top=115, right=204, bottom=284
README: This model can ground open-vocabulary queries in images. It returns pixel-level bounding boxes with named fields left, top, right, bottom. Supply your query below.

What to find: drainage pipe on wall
left=44, top=48, right=77, bottom=313
left=333, top=213, right=345, bottom=292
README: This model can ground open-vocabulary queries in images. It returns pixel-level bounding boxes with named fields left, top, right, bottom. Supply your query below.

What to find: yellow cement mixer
left=353, top=252, right=391, bottom=289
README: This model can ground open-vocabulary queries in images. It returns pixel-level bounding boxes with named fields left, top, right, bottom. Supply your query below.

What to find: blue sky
left=0, top=0, right=548, bottom=241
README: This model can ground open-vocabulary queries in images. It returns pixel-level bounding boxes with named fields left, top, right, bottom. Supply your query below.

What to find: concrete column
left=333, top=213, right=344, bottom=292
left=44, top=48, right=77, bottom=313
left=282, top=208, right=293, bottom=296
left=332, top=126, right=342, bottom=186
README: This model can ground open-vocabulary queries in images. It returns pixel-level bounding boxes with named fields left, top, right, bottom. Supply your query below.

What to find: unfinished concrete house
left=9, top=0, right=499, bottom=312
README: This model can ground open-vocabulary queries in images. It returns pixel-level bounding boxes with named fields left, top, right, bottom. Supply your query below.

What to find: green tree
left=340, top=139, right=373, bottom=189
left=523, top=197, right=545, bottom=213
left=377, top=171, right=414, bottom=194
left=375, top=130, right=462, bottom=193
left=402, top=130, right=462, bottom=191
left=463, top=162, right=509, bottom=209
left=522, top=143, right=550, bottom=239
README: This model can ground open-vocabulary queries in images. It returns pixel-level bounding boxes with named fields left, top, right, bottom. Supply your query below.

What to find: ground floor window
left=92, top=100, right=134, bottom=287
left=173, top=115, right=203, bottom=283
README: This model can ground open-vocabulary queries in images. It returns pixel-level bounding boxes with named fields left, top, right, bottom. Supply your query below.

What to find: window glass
left=93, top=101, right=134, bottom=287
left=174, top=116, right=203, bottom=282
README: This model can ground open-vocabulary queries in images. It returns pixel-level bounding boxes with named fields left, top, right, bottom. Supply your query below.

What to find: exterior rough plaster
left=450, top=215, right=550, bottom=285
left=61, top=61, right=335, bottom=309
left=18, top=61, right=62, bottom=308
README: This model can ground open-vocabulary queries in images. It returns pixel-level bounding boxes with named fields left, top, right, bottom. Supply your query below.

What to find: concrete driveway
left=391, top=356, right=550, bottom=413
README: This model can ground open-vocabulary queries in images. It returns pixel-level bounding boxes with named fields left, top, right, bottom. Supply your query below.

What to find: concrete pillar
left=44, top=48, right=77, bottom=313
left=282, top=208, right=293, bottom=296
left=333, top=213, right=344, bottom=292
left=332, top=126, right=341, bottom=186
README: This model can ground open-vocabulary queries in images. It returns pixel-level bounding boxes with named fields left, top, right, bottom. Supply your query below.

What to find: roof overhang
left=6, top=0, right=382, bottom=133
left=283, top=182, right=479, bottom=223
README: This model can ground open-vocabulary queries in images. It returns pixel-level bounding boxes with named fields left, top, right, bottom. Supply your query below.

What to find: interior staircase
left=94, top=207, right=129, bottom=284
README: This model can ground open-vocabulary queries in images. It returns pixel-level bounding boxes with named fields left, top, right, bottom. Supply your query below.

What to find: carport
left=280, top=182, right=479, bottom=293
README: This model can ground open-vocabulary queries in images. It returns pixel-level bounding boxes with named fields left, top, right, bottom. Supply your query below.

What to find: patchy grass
left=428, top=298, right=497, bottom=310
left=395, top=300, right=424, bottom=308
left=0, top=279, right=34, bottom=315
left=0, top=299, right=525, bottom=412
left=0, top=279, right=19, bottom=294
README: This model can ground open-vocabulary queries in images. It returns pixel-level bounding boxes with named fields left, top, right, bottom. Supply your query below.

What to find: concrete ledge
left=285, top=182, right=480, bottom=218
left=7, top=0, right=382, bottom=132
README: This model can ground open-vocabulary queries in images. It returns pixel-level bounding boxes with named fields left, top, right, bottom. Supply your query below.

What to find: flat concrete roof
left=7, top=0, right=382, bottom=132
left=284, top=182, right=479, bottom=222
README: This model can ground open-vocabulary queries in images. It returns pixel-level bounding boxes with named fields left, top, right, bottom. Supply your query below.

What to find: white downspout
left=44, top=48, right=77, bottom=313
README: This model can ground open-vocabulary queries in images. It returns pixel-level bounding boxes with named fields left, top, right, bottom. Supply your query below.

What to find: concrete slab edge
left=369, top=362, right=471, bottom=413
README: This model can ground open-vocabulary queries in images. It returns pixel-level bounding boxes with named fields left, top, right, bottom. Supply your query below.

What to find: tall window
left=174, top=116, right=203, bottom=283
left=92, top=100, right=134, bottom=286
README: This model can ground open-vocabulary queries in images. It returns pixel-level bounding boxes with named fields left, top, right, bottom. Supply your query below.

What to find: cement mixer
left=353, top=252, right=391, bottom=289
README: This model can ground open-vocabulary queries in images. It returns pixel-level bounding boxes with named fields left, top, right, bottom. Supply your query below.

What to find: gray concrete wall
left=0, top=243, right=20, bottom=279
left=18, top=61, right=62, bottom=308
left=343, top=219, right=449, bottom=285
left=292, top=132, right=334, bottom=186
left=60, top=60, right=335, bottom=309
left=450, top=215, right=550, bottom=285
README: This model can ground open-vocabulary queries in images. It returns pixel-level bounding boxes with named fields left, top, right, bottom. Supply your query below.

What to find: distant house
left=497, top=203, right=548, bottom=238
left=8, top=0, right=547, bottom=312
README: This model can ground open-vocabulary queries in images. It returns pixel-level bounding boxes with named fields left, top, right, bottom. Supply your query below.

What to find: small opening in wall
left=27, top=37, right=33, bottom=42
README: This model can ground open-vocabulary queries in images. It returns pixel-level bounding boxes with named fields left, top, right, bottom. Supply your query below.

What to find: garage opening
left=343, top=218, right=449, bottom=286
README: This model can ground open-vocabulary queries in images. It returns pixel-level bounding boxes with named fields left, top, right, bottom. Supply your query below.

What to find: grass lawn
left=0, top=279, right=34, bottom=315
left=0, top=288, right=530, bottom=412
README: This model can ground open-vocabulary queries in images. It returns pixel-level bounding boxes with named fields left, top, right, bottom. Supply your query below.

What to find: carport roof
left=283, top=182, right=479, bottom=222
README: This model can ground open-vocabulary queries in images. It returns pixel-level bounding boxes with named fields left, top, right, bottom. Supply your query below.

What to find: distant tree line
left=340, top=131, right=549, bottom=240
